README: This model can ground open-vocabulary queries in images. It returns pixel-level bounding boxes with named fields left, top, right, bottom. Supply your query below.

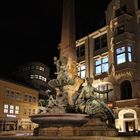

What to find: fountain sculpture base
left=31, top=113, right=117, bottom=136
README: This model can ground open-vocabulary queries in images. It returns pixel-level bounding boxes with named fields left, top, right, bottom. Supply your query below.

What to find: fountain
left=30, top=55, right=117, bottom=136
left=30, top=0, right=117, bottom=136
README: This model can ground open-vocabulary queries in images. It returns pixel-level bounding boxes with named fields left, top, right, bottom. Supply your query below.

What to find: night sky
left=0, top=0, right=112, bottom=77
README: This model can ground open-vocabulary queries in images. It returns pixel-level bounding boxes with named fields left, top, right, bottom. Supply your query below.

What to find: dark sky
left=0, top=0, right=112, bottom=77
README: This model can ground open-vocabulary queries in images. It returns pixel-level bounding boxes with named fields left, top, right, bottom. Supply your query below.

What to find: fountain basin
left=30, top=113, right=89, bottom=126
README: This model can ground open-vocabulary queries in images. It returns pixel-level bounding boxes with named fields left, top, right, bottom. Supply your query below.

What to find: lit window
left=94, top=84, right=110, bottom=103
left=44, top=77, right=47, bottom=82
left=116, top=47, right=126, bottom=64
left=10, top=105, right=14, bottom=114
left=38, top=75, right=42, bottom=80
left=116, top=45, right=132, bottom=65
left=39, top=67, right=44, bottom=71
left=4, top=104, right=9, bottom=113
left=128, top=46, right=132, bottom=62
left=95, top=57, right=109, bottom=75
left=102, top=57, right=109, bottom=72
left=35, top=75, right=38, bottom=79
left=41, top=77, right=47, bottom=82
left=78, top=65, right=85, bottom=78
left=30, top=75, right=34, bottom=79
left=15, top=106, right=19, bottom=114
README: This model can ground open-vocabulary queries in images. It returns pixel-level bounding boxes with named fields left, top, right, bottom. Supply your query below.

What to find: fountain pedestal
left=31, top=113, right=117, bottom=136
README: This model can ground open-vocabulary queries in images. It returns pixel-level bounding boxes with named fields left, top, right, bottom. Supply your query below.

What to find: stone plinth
left=77, top=118, right=117, bottom=136
left=31, top=114, right=117, bottom=136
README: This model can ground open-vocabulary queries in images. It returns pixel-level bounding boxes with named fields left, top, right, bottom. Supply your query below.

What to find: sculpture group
left=40, top=56, right=115, bottom=128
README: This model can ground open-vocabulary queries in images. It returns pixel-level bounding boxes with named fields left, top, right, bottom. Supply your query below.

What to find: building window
left=11, top=91, right=15, bottom=98
left=24, top=95, right=28, bottom=101
left=116, top=47, right=126, bottom=64
left=9, top=105, right=14, bottom=114
left=116, top=45, right=132, bottom=65
left=30, top=75, right=34, bottom=79
left=35, top=75, right=38, bottom=79
left=76, top=44, right=85, bottom=58
left=29, top=96, right=32, bottom=102
left=36, top=66, right=39, bottom=70
left=94, top=84, right=109, bottom=103
left=121, top=80, right=132, bottom=100
left=115, top=5, right=127, bottom=17
left=31, top=65, right=35, bottom=70
left=42, top=77, right=47, bottom=82
left=4, top=104, right=9, bottom=113
left=32, top=97, right=36, bottom=102
left=94, top=34, right=107, bottom=51
left=117, top=25, right=125, bottom=35
left=5, top=89, right=10, bottom=97
left=39, top=66, right=44, bottom=71
left=95, top=37, right=100, bottom=50
left=138, top=0, right=140, bottom=9
left=30, top=74, right=46, bottom=82
left=15, top=106, right=19, bottom=114
left=15, top=92, right=20, bottom=100
left=95, top=57, right=109, bottom=75
left=78, top=65, right=85, bottom=78
left=128, top=46, right=132, bottom=62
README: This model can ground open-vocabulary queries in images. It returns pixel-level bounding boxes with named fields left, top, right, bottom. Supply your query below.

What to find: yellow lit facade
left=76, top=0, right=140, bottom=132
left=0, top=79, right=38, bottom=132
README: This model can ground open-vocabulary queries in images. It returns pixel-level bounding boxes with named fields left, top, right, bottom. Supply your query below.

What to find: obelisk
left=60, top=0, right=77, bottom=63
left=60, top=0, right=83, bottom=106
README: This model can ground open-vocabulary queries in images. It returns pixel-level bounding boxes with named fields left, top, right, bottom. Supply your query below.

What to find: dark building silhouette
left=13, top=61, right=50, bottom=100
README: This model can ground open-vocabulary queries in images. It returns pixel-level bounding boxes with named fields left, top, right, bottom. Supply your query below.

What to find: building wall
left=0, top=79, right=38, bottom=132
left=76, top=0, right=140, bottom=132
left=14, top=61, right=50, bottom=100
left=15, top=61, right=50, bottom=90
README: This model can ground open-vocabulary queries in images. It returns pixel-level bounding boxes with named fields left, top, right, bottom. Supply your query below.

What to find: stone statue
left=46, top=88, right=68, bottom=113
left=49, top=56, right=74, bottom=89
left=75, top=77, right=96, bottom=113
left=75, top=77, right=115, bottom=128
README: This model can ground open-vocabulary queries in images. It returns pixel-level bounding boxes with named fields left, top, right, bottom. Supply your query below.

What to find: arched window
left=121, top=80, right=132, bottom=100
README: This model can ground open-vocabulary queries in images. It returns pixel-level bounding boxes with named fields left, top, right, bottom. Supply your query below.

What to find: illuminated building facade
left=76, top=0, right=140, bottom=133
left=0, top=79, right=38, bottom=132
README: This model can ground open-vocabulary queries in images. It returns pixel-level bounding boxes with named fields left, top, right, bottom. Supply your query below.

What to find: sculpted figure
left=46, top=88, right=68, bottom=113
left=76, top=77, right=96, bottom=113
left=52, top=56, right=74, bottom=86
left=76, top=77, right=115, bottom=128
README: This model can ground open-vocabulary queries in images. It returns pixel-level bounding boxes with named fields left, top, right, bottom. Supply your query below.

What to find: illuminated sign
left=7, top=114, right=16, bottom=118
